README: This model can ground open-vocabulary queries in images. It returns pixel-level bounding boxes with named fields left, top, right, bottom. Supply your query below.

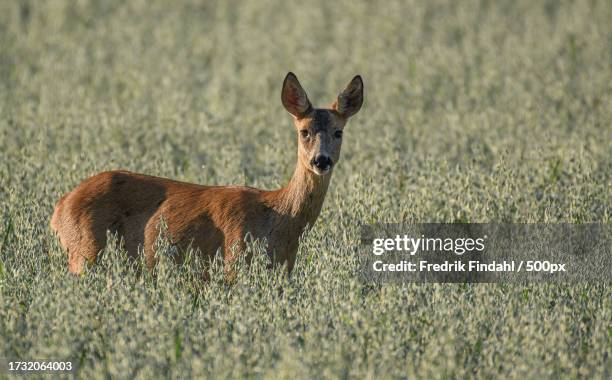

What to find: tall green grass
left=0, top=1, right=610, bottom=378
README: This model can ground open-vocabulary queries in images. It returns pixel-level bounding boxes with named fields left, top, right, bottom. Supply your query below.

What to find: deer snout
left=311, top=154, right=333, bottom=173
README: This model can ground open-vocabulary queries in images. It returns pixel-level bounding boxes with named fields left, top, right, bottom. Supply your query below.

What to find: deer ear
left=281, top=72, right=312, bottom=118
left=333, top=75, right=363, bottom=118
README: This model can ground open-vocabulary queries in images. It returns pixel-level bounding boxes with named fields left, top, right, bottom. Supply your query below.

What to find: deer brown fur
left=50, top=73, right=363, bottom=275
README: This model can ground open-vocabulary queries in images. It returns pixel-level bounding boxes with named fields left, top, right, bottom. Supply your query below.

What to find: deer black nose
left=312, top=155, right=332, bottom=171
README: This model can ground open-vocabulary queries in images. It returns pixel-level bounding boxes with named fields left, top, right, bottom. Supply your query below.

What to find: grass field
left=0, top=0, right=610, bottom=378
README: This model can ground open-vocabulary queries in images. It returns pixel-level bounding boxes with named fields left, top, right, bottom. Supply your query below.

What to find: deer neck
left=269, top=158, right=332, bottom=227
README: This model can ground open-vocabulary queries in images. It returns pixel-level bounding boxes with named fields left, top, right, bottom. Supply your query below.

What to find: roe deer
left=50, top=73, right=363, bottom=275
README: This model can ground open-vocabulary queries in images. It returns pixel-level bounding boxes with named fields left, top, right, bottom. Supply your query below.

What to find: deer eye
left=300, top=130, right=310, bottom=139
left=334, top=130, right=343, bottom=139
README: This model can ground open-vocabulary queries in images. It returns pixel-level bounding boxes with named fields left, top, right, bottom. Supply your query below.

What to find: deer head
left=281, top=72, right=363, bottom=176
